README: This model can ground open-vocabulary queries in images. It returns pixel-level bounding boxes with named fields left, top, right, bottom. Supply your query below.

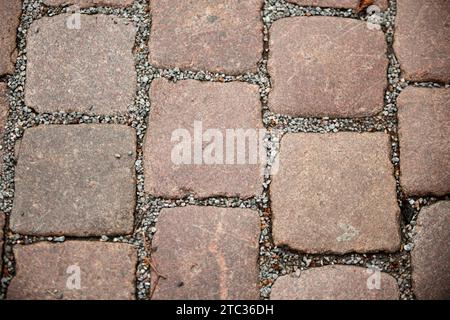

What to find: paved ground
left=0, top=0, right=449, bottom=300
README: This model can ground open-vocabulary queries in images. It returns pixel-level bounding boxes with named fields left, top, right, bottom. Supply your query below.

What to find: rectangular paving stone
left=0, top=0, right=21, bottom=76
left=11, top=125, right=136, bottom=236
left=288, top=0, right=388, bottom=10
left=397, top=87, right=450, bottom=196
left=144, top=78, right=263, bottom=199
left=149, top=0, right=264, bottom=74
left=271, top=133, right=401, bottom=254
left=0, top=83, right=10, bottom=175
left=268, top=17, right=388, bottom=117
left=7, top=241, right=137, bottom=300
left=151, top=206, right=260, bottom=300
left=25, top=14, right=136, bottom=114
left=411, top=201, right=450, bottom=300
left=270, top=265, right=399, bottom=300
left=394, top=0, right=450, bottom=82
left=43, top=0, right=133, bottom=7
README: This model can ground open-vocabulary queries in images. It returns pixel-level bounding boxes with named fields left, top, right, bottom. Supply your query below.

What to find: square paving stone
left=25, top=14, right=136, bottom=114
left=0, top=0, right=21, bottom=76
left=270, top=265, right=399, bottom=300
left=144, top=79, right=264, bottom=199
left=271, top=132, right=401, bottom=254
left=288, top=0, right=388, bottom=10
left=397, top=87, right=450, bottom=196
left=10, top=125, right=136, bottom=236
left=7, top=241, right=137, bottom=300
left=149, top=0, right=264, bottom=74
left=151, top=206, right=260, bottom=300
left=394, top=0, right=450, bottom=82
left=411, top=201, right=450, bottom=300
left=43, top=0, right=133, bottom=7
left=0, top=83, right=10, bottom=175
left=268, top=17, right=388, bottom=117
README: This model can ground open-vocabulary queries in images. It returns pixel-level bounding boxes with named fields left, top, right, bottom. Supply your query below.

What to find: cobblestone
left=0, top=0, right=21, bottom=76
left=150, top=206, right=260, bottom=300
left=149, top=0, right=264, bottom=74
left=268, top=17, right=388, bottom=117
left=25, top=14, right=136, bottom=114
left=10, top=125, right=136, bottom=236
left=398, top=87, right=450, bottom=196
left=270, top=265, right=399, bottom=300
left=7, top=241, right=137, bottom=300
left=394, top=0, right=450, bottom=82
left=411, top=201, right=450, bottom=300
left=271, top=133, right=401, bottom=254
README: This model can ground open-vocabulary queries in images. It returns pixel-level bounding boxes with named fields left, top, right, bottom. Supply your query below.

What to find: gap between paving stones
left=0, top=0, right=448, bottom=300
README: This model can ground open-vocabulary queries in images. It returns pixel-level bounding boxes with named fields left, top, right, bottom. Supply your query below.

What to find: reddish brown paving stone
left=7, top=241, right=137, bottom=300
left=10, top=125, right=136, bottom=236
left=271, top=133, right=401, bottom=254
left=151, top=206, right=260, bottom=300
left=398, top=87, right=450, bottom=196
left=0, top=213, right=4, bottom=264
left=268, top=17, right=388, bottom=117
left=25, top=14, right=136, bottom=114
left=288, top=0, right=388, bottom=10
left=394, top=0, right=450, bottom=82
left=0, top=0, right=21, bottom=76
left=411, top=201, right=450, bottom=300
left=0, top=83, right=10, bottom=175
left=270, top=265, right=399, bottom=300
left=43, top=0, right=133, bottom=7
left=144, top=78, right=264, bottom=199
left=149, top=0, right=264, bottom=74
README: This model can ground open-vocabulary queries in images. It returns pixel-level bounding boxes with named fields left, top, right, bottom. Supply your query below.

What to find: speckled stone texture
left=10, top=125, right=136, bottom=236
left=151, top=206, right=260, bottom=300
left=7, top=242, right=137, bottom=300
left=288, top=0, right=388, bottom=10
left=271, top=133, right=401, bottom=254
left=144, top=78, right=264, bottom=199
left=394, top=0, right=450, bottom=82
left=398, top=87, right=450, bottom=196
left=268, top=17, right=388, bottom=117
left=25, top=14, right=136, bottom=114
left=149, top=0, right=264, bottom=74
left=411, top=201, right=450, bottom=300
left=0, top=0, right=21, bottom=76
left=43, top=0, right=133, bottom=7
left=271, top=265, right=399, bottom=300
left=0, top=213, right=4, bottom=265
left=0, top=83, right=9, bottom=175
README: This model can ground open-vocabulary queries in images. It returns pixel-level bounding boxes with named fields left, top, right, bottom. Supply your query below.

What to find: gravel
left=1, top=0, right=448, bottom=300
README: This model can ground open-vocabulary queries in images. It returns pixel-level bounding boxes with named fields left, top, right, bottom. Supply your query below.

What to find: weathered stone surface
left=11, top=125, right=136, bottom=236
left=271, top=265, right=399, bottom=300
left=25, top=14, right=136, bottom=114
left=288, top=0, right=388, bottom=10
left=149, top=0, right=264, bottom=74
left=0, top=213, right=4, bottom=264
left=398, top=87, right=450, bottom=196
left=8, top=241, right=137, bottom=300
left=0, top=83, right=10, bottom=175
left=151, top=206, right=260, bottom=300
left=271, top=133, right=401, bottom=254
left=144, top=78, right=263, bottom=199
left=43, top=0, right=133, bottom=7
left=411, top=201, right=450, bottom=300
left=0, top=0, right=21, bottom=76
left=268, top=17, right=388, bottom=117
left=394, top=0, right=450, bottom=82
